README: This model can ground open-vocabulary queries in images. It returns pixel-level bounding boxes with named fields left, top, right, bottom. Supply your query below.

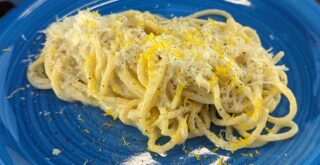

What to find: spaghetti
left=27, top=9, right=298, bottom=154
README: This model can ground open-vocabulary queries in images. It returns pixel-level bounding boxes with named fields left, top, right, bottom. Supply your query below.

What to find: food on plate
left=27, top=9, right=298, bottom=154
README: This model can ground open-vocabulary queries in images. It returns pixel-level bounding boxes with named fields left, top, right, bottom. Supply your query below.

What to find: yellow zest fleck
left=213, top=44, right=224, bottom=57
left=255, top=149, right=261, bottom=155
left=209, top=76, right=218, bottom=87
left=157, top=37, right=168, bottom=49
left=141, top=45, right=158, bottom=61
left=241, top=33, right=250, bottom=43
left=173, top=51, right=184, bottom=58
left=147, top=33, right=155, bottom=40
left=103, top=109, right=118, bottom=120
left=195, top=54, right=202, bottom=61
left=232, top=137, right=249, bottom=151
left=183, top=31, right=203, bottom=46
left=215, top=65, right=229, bottom=75
left=139, top=36, right=160, bottom=79
left=173, top=133, right=181, bottom=142
left=84, top=19, right=97, bottom=29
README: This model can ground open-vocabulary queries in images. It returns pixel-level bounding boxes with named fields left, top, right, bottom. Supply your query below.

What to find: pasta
left=27, top=9, right=298, bottom=154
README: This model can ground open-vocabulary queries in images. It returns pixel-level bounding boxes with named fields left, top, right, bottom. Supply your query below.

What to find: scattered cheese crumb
left=123, top=152, right=158, bottom=165
left=2, top=48, right=11, bottom=52
left=158, top=153, right=167, bottom=157
left=99, top=122, right=113, bottom=129
left=82, top=129, right=90, bottom=134
left=5, top=87, right=25, bottom=99
left=55, top=107, right=65, bottom=115
left=21, top=34, right=28, bottom=41
left=122, top=136, right=130, bottom=146
left=43, top=111, right=51, bottom=116
left=77, top=114, right=85, bottom=122
left=182, top=144, right=189, bottom=154
left=52, top=148, right=62, bottom=156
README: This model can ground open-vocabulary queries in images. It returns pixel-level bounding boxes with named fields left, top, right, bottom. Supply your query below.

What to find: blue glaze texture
left=0, top=0, right=320, bottom=164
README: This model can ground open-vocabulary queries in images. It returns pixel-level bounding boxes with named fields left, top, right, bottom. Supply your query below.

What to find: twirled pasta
left=27, top=9, right=298, bottom=154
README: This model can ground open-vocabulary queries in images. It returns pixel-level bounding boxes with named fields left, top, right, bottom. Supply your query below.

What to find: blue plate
left=1, top=0, right=320, bottom=164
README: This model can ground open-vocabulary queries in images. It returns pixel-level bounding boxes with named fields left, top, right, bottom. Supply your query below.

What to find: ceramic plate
left=0, top=0, right=320, bottom=164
